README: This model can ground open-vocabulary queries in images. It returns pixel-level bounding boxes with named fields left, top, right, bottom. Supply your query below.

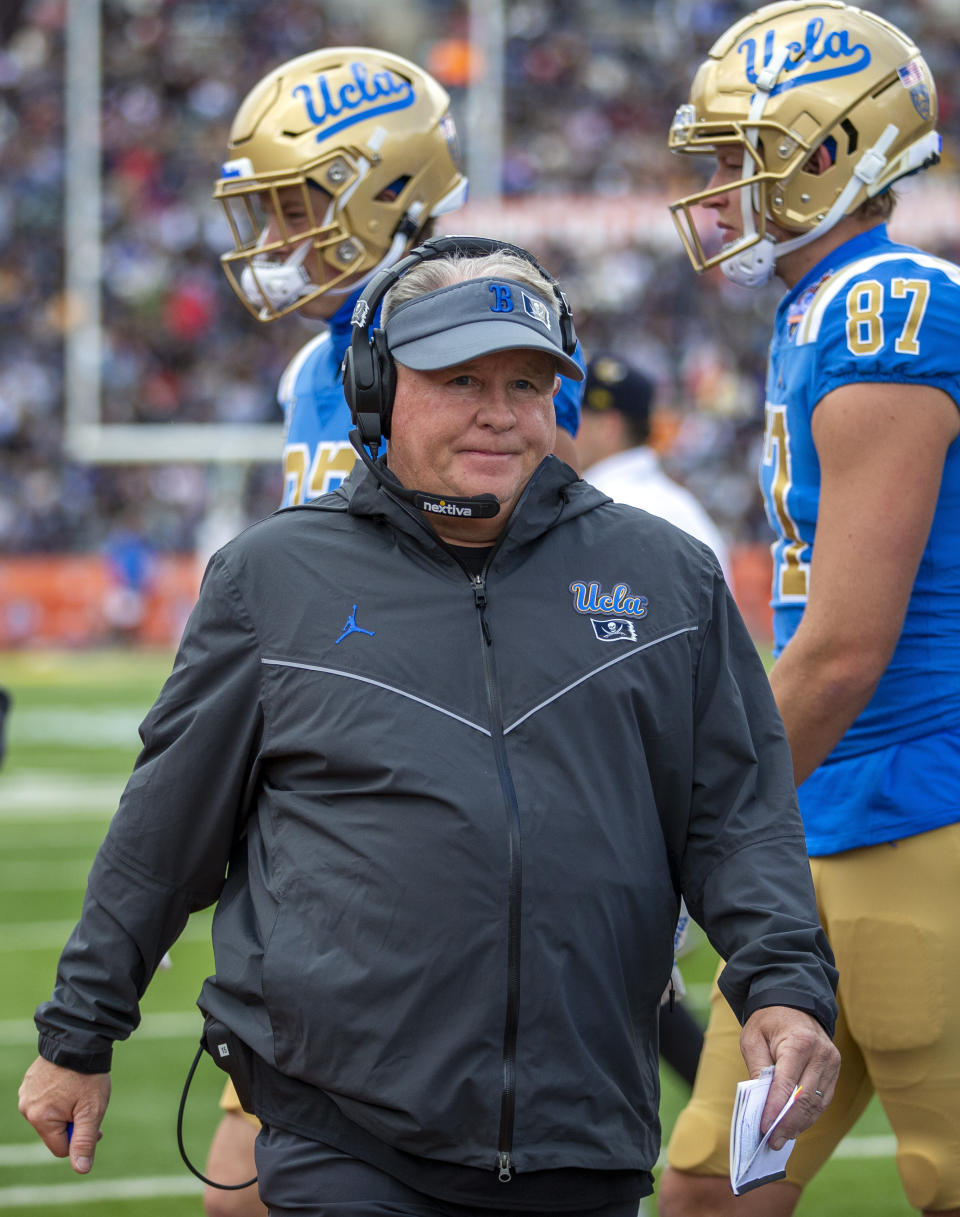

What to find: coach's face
left=388, top=349, right=559, bottom=544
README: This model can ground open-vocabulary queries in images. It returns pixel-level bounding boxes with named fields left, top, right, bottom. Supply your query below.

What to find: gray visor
left=384, top=277, right=584, bottom=380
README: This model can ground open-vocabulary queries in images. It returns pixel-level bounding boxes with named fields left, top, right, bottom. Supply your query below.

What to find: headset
left=341, top=233, right=578, bottom=456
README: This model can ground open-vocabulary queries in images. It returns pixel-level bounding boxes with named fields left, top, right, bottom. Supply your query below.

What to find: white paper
left=729, top=1066, right=800, bottom=1195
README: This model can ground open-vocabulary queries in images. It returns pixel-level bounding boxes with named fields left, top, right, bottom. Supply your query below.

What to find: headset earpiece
left=341, top=327, right=396, bottom=451
left=373, top=329, right=396, bottom=439
left=341, top=339, right=380, bottom=451
left=556, top=290, right=577, bottom=356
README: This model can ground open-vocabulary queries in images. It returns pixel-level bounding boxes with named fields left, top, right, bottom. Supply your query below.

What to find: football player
left=658, top=4, right=960, bottom=1216
left=213, top=45, right=582, bottom=515
left=206, top=47, right=585, bottom=1217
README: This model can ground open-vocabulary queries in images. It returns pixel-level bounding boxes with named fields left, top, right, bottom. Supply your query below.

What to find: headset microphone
left=348, top=430, right=500, bottom=519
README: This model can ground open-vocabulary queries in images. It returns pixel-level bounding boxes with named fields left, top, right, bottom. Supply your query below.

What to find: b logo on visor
left=488, top=284, right=514, bottom=312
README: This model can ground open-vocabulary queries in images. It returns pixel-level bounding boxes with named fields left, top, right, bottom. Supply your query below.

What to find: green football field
left=0, top=649, right=912, bottom=1216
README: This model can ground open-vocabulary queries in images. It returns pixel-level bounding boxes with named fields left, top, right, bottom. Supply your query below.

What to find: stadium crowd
left=1, top=0, right=959, bottom=558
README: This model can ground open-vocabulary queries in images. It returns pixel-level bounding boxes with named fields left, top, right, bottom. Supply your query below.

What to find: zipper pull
left=473, top=577, right=492, bottom=645
left=497, top=1150, right=513, bottom=1182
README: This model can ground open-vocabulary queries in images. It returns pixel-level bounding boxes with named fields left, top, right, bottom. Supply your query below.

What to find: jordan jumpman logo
left=335, top=604, right=376, bottom=645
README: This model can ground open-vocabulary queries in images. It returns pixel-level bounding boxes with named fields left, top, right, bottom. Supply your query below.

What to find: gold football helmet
left=668, top=1, right=941, bottom=286
left=214, top=47, right=468, bottom=320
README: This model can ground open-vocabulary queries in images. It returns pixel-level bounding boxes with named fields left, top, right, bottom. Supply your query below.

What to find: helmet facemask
left=217, top=149, right=394, bottom=321
left=668, top=110, right=799, bottom=287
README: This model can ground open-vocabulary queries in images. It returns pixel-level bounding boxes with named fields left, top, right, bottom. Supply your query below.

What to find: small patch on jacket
left=335, top=604, right=376, bottom=645
left=590, top=618, right=637, bottom=642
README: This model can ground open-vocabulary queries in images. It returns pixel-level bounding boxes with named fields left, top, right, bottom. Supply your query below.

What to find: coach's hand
left=18, top=1056, right=110, bottom=1174
left=740, top=1006, right=840, bottom=1148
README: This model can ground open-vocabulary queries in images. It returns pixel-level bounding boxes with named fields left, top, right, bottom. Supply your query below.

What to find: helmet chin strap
left=720, top=234, right=779, bottom=289
left=241, top=238, right=315, bottom=318
left=718, top=49, right=788, bottom=287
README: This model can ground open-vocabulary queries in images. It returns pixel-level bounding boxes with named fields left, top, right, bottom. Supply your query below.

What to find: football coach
left=20, top=237, right=839, bottom=1217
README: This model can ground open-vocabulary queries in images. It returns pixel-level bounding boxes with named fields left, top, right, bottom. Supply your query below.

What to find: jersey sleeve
left=279, top=334, right=358, bottom=506
left=553, top=340, right=586, bottom=437
left=799, top=252, right=960, bottom=410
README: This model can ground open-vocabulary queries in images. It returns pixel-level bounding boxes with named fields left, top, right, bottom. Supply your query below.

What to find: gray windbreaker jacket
left=37, top=456, right=837, bottom=1179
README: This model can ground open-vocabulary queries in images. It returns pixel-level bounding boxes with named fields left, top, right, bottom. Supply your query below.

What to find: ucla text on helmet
left=292, top=61, right=416, bottom=141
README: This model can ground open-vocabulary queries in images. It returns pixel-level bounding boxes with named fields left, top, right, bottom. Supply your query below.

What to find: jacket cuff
left=741, top=987, right=837, bottom=1038
left=38, top=1033, right=113, bottom=1075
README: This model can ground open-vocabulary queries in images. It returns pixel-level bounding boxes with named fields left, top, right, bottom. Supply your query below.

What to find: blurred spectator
left=101, top=509, right=156, bottom=643
left=578, top=350, right=733, bottom=587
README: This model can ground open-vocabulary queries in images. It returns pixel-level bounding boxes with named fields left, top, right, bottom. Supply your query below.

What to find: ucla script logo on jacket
left=570, top=580, right=648, bottom=642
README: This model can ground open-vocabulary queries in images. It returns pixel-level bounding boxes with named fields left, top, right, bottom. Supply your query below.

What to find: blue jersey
left=759, top=225, right=960, bottom=855
left=280, top=290, right=584, bottom=508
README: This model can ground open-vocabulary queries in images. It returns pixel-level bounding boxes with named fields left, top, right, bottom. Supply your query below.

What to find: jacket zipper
left=473, top=573, right=521, bottom=1182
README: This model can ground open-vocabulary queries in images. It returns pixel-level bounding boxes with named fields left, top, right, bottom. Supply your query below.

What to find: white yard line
left=832, top=1134, right=898, bottom=1158
left=0, top=1136, right=901, bottom=1203
left=652, top=1132, right=898, bottom=1169
left=0, top=1143, right=65, bottom=1166
left=0, top=1010, right=204, bottom=1047
left=0, top=920, right=94, bottom=951
left=0, top=861, right=92, bottom=890
left=0, top=1175, right=204, bottom=1205
left=0, top=915, right=211, bottom=954
left=0, top=772, right=124, bottom=819
left=8, top=707, right=146, bottom=746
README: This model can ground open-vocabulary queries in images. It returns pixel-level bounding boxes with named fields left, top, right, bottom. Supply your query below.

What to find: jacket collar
left=337, top=454, right=607, bottom=554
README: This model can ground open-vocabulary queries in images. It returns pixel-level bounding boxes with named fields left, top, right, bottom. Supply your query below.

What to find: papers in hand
left=729, top=1066, right=801, bottom=1195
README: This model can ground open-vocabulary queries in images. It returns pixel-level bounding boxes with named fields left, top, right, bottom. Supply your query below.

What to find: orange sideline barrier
left=0, top=554, right=202, bottom=649
left=729, top=542, right=774, bottom=645
left=0, top=547, right=773, bottom=650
